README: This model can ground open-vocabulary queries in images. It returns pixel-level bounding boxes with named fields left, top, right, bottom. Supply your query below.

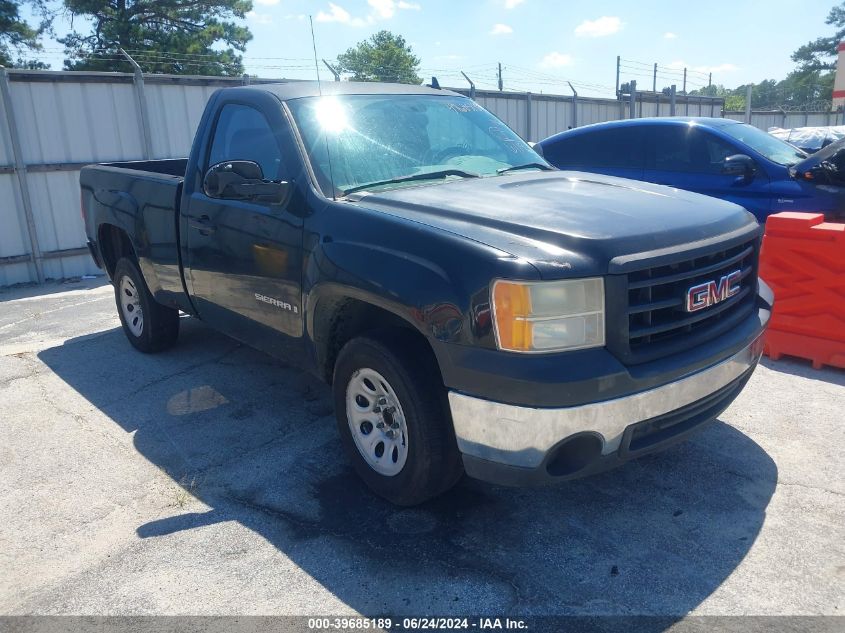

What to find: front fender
left=303, top=204, right=540, bottom=349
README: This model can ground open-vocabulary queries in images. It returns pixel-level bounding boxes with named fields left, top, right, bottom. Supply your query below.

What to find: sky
left=22, top=0, right=837, bottom=98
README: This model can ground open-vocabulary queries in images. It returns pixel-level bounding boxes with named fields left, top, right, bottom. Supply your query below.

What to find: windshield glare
left=288, top=94, right=548, bottom=196
left=720, top=122, right=807, bottom=166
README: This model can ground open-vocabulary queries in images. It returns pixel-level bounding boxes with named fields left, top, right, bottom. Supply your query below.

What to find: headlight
left=491, top=278, right=605, bottom=353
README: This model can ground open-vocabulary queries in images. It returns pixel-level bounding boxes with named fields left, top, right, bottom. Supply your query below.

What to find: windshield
left=287, top=94, right=549, bottom=197
left=720, top=122, right=808, bottom=166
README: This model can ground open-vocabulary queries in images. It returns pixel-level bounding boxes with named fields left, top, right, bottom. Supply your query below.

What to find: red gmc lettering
left=686, top=270, right=742, bottom=312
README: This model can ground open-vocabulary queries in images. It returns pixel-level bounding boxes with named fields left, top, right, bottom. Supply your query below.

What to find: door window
left=207, top=104, right=283, bottom=179
left=544, top=127, right=644, bottom=170
left=650, top=126, right=737, bottom=174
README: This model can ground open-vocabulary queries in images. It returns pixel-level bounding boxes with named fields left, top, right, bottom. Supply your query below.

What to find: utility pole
left=653, top=62, right=657, bottom=93
left=670, top=84, right=677, bottom=116
left=615, top=55, right=621, bottom=97
left=708, top=72, right=712, bottom=89
left=497, top=62, right=503, bottom=91
left=683, top=67, right=687, bottom=94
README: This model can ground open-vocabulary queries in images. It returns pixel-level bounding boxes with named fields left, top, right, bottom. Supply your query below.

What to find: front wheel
left=333, top=332, right=463, bottom=506
left=113, top=257, right=179, bottom=353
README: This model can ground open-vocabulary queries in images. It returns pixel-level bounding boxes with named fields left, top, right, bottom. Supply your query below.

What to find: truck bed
left=80, top=158, right=190, bottom=311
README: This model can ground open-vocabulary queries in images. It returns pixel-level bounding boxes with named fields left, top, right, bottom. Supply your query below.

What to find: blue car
left=537, top=117, right=845, bottom=222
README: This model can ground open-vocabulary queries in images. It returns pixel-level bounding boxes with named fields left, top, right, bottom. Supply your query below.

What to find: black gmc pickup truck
left=81, top=82, right=772, bottom=505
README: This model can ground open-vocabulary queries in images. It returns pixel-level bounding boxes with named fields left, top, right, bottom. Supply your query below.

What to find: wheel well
left=317, top=298, right=441, bottom=385
left=97, top=224, right=136, bottom=279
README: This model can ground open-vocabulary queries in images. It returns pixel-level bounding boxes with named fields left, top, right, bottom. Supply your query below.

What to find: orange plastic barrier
left=759, top=212, right=845, bottom=370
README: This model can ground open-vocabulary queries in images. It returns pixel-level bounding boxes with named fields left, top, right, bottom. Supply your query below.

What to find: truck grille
left=608, top=235, right=760, bottom=364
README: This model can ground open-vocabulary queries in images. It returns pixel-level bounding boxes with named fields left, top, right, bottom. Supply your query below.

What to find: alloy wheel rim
left=345, top=368, right=409, bottom=476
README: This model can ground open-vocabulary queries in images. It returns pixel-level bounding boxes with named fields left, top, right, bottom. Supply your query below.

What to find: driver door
left=184, top=101, right=305, bottom=355
left=643, top=125, right=771, bottom=218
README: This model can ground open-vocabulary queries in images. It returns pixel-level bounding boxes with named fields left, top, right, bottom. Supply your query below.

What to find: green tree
left=336, top=30, right=421, bottom=84
left=792, top=2, right=845, bottom=72
left=60, top=0, right=252, bottom=76
left=0, top=0, right=50, bottom=68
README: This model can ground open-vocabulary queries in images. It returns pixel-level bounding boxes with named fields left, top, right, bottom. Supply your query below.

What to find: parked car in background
left=788, top=135, right=845, bottom=187
left=538, top=117, right=845, bottom=222
left=768, top=125, right=845, bottom=154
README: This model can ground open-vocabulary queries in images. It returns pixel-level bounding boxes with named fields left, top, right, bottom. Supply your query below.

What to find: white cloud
left=254, top=0, right=280, bottom=5
left=369, top=0, right=395, bottom=18
left=315, top=0, right=419, bottom=26
left=490, top=23, right=513, bottom=35
left=316, top=3, right=352, bottom=22
left=540, top=52, right=573, bottom=68
left=246, top=10, right=273, bottom=24
left=505, top=0, right=525, bottom=7
left=663, top=31, right=677, bottom=39
left=574, top=16, right=623, bottom=37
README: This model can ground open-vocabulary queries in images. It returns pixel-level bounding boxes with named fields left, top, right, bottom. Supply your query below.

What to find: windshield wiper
left=497, top=162, right=554, bottom=174
left=341, top=169, right=481, bottom=196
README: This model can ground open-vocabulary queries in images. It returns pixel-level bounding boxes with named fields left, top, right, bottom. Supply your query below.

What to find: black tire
left=333, top=330, right=463, bottom=506
left=113, top=257, right=179, bottom=353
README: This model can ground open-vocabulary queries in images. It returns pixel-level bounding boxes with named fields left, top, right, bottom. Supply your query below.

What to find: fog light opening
left=545, top=433, right=603, bottom=477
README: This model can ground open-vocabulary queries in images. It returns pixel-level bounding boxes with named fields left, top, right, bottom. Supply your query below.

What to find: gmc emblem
left=685, top=270, right=742, bottom=312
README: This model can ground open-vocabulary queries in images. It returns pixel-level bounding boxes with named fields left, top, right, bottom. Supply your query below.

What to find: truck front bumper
left=448, top=308, right=769, bottom=486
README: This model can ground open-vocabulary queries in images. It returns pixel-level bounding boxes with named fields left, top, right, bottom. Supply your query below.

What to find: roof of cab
left=539, top=116, right=742, bottom=144
left=242, top=80, right=463, bottom=100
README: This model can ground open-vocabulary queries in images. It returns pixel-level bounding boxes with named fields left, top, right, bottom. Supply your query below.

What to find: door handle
left=188, top=214, right=217, bottom=235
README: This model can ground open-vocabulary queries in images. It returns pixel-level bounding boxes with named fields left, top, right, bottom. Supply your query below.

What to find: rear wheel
left=113, top=257, right=179, bottom=353
left=333, top=331, right=462, bottom=506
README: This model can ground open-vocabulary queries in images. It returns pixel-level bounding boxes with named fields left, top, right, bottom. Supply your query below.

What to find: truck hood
left=792, top=135, right=845, bottom=172
left=348, top=170, right=758, bottom=278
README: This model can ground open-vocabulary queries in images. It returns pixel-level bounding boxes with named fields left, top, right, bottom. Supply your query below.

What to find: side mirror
left=722, top=154, right=756, bottom=179
left=203, top=160, right=290, bottom=204
left=530, top=142, right=545, bottom=158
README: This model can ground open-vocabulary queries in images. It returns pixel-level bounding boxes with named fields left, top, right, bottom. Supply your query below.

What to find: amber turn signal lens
left=492, top=281, right=533, bottom=351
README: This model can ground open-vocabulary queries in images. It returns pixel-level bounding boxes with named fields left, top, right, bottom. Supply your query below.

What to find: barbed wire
left=621, top=57, right=711, bottom=80
left=12, top=49, right=621, bottom=97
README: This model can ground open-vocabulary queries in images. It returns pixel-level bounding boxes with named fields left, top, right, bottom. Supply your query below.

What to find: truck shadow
left=38, top=318, right=777, bottom=618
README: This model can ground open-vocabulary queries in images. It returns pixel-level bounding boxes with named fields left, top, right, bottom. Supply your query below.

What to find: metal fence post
left=567, top=81, right=578, bottom=128
left=460, top=71, right=476, bottom=100
left=670, top=85, right=676, bottom=116
left=629, top=80, right=637, bottom=119
left=120, top=49, right=153, bottom=159
left=0, top=68, right=44, bottom=283
left=525, top=92, right=532, bottom=141
left=745, top=85, right=752, bottom=123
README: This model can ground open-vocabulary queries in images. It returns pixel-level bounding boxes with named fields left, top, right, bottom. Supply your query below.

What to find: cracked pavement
left=0, top=277, right=843, bottom=617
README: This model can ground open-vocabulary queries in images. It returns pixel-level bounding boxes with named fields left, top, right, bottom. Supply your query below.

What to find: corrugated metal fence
left=0, top=68, right=821, bottom=286
left=0, top=70, right=272, bottom=286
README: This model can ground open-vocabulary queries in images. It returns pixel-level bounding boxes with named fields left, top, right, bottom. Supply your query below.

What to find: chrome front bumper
left=448, top=334, right=765, bottom=470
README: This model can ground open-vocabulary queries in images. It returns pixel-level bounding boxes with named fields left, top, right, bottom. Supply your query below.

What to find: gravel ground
left=0, top=277, right=842, bottom=618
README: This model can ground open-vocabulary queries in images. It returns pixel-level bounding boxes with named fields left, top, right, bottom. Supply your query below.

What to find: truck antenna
left=308, top=15, right=337, bottom=200
left=309, top=15, right=323, bottom=92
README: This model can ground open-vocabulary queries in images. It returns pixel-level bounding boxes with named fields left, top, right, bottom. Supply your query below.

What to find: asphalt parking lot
left=0, top=277, right=842, bottom=618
